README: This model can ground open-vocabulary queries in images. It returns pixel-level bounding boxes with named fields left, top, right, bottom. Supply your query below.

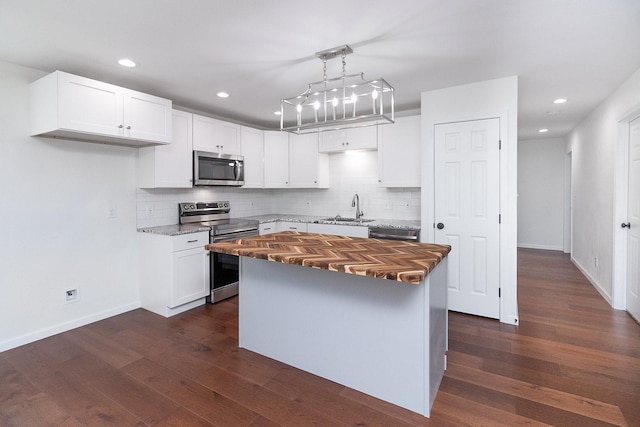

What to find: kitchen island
left=206, top=231, right=450, bottom=417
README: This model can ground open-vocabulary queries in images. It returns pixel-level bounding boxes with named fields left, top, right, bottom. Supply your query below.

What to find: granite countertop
left=206, top=231, right=450, bottom=284
left=137, top=224, right=210, bottom=236
left=244, top=214, right=421, bottom=230
left=138, top=214, right=421, bottom=237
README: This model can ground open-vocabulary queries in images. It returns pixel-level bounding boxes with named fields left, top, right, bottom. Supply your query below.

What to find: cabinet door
left=307, top=223, right=369, bottom=238
left=319, top=126, right=378, bottom=152
left=58, top=71, right=123, bottom=136
left=348, top=126, right=378, bottom=150
left=193, top=115, right=241, bottom=154
left=277, top=222, right=307, bottom=232
left=170, top=248, right=210, bottom=308
left=138, top=109, right=193, bottom=188
left=378, top=116, right=421, bottom=187
left=319, top=129, right=347, bottom=152
left=241, top=126, right=264, bottom=188
left=289, top=133, right=322, bottom=188
left=263, top=131, right=289, bottom=188
left=123, top=89, right=172, bottom=143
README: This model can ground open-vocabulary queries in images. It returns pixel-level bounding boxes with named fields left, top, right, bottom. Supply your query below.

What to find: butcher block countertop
left=206, top=231, right=451, bottom=284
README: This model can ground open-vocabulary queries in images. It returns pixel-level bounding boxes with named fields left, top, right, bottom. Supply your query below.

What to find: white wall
left=566, top=67, right=640, bottom=306
left=517, top=138, right=565, bottom=250
left=0, top=60, right=140, bottom=352
left=421, top=76, right=519, bottom=325
left=137, top=149, right=421, bottom=227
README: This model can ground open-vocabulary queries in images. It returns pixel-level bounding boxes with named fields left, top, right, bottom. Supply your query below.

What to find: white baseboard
left=0, top=301, right=140, bottom=353
left=517, top=243, right=564, bottom=251
left=571, top=257, right=613, bottom=306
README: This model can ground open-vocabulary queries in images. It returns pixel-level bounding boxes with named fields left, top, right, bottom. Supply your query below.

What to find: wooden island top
left=206, top=231, right=450, bottom=284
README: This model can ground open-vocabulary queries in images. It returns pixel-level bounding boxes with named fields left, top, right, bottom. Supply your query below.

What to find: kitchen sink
left=323, top=217, right=375, bottom=223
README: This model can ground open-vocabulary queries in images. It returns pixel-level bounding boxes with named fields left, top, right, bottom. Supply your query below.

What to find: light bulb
left=296, top=104, right=302, bottom=113
left=351, top=93, right=358, bottom=103
left=313, top=101, right=320, bottom=110
left=332, top=97, right=338, bottom=107
left=372, top=89, right=378, bottom=100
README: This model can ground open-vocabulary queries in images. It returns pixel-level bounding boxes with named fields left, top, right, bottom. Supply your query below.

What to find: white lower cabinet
left=139, top=231, right=210, bottom=317
left=307, top=223, right=369, bottom=238
left=277, top=222, right=307, bottom=233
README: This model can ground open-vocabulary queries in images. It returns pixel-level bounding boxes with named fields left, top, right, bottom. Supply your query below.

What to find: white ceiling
left=2, top=0, right=640, bottom=140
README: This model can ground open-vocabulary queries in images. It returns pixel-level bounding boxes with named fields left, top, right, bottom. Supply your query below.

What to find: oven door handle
left=212, top=230, right=259, bottom=242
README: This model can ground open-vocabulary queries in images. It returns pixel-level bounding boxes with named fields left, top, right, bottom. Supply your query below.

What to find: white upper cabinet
left=319, top=126, right=378, bottom=152
left=138, top=110, right=193, bottom=188
left=30, top=71, right=172, bottom=146
left=263, top=132, right=330, bottom=189
left=378, top=116, right=421, bottom=187
left=192, top=114, right=241, bottom=155
left=289, top=133, right=329, bottom=188
left=240, top=126, right=264, bottom=188
left=263, top=131, right=290, bottom=188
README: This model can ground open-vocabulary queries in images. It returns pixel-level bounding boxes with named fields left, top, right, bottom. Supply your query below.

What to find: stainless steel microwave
left=193, top=151, right=245, bottom=186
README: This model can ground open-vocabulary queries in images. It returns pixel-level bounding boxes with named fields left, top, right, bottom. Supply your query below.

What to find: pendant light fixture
left=280, top=45, right=394, bottom=134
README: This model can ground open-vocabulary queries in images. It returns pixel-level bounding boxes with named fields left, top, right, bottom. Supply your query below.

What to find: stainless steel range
left=179, top=201, right=259, bottom=303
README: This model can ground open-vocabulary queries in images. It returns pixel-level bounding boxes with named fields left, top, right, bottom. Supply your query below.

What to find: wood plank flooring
left=1, top=248, right=639, bottom=426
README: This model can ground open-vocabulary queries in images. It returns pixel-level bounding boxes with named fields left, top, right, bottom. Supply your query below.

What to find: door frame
left=423, top=111, right=518, bottom=324
left=612, top=104, right=640, bottom=310
left=564, top=152, right=572, bottom=254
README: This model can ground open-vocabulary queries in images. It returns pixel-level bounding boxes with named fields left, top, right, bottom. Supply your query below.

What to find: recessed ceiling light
left=274, top=111, right=282, bottom=116
left=538, top=128, right=549, bottom=133
left=546, top=110, right=562, bottom=115
left=117, top=58, right=136, bottom=68
left=553, top=98, right=567, bottom=104
left=217, top=92, right=229, bottom=98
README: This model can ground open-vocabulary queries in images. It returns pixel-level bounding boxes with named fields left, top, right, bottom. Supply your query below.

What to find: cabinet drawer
left=172, top=232, right=209, bottom=252
left=259, top=223, right=276, bottom=235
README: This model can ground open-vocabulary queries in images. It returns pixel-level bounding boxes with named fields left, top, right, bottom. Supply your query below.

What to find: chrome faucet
left=352, top=193, right=364, bottom=220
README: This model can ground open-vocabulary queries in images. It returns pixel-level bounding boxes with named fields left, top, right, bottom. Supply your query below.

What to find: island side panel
left=239, top=256, right=441, bottom=417
left=427, top=258, right=447, bottom=412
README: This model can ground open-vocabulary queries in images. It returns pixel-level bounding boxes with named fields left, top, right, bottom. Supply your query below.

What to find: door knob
left=621, top=222, right=631, bottom=229
left=436, top=223, right=445, bottom=230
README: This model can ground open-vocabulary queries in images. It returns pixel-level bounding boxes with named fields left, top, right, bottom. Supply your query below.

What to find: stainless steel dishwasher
left=368, top=227, right=420, bottom=241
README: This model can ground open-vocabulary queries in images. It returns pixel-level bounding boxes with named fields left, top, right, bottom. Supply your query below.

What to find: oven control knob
left=224, top=202, right=229, bottom=208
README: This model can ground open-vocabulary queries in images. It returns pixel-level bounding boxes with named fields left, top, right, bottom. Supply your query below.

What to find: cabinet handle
left=118, top=124, right=124, bottom=128
left=126, top=126, right=131, bottom=130
left=187, top=239, right=198, bottom=243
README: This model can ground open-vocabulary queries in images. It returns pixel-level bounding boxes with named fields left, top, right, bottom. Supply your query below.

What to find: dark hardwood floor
left=1, top=248, right=639, bottom=426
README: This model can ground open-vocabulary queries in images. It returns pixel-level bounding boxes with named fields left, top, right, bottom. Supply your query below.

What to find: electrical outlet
left=65, top=289, right=78, bottom=303
left=146, top=206, right=154, bottom=216
left=108, top=206, right=117, bottom=218
left=305, top=201, right=312, bottom=207
left=249, top=200, right=254, bottom=208
left=594, top=257, right=598, bottom=268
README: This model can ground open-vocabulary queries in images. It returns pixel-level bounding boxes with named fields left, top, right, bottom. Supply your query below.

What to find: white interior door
left=626, top=117, right=640, bottom=323
left=434, top=118, right=500, bottom=319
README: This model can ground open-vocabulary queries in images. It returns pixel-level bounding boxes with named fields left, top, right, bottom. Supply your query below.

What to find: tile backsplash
left=136, top=150, right=420, bottom=228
